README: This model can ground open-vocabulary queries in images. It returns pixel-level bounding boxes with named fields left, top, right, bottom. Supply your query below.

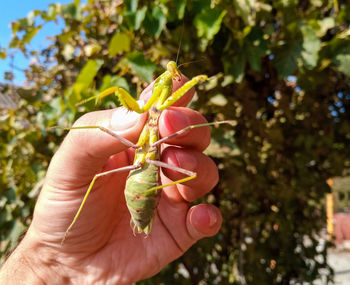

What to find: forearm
left=0, top=230, right=69, bottom=285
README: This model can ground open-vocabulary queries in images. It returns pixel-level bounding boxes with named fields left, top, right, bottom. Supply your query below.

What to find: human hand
left=0, top=76, right=222, bottom=285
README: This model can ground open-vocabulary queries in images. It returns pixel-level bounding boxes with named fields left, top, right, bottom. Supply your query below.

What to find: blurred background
left=1, top=0, right=350, bottom=284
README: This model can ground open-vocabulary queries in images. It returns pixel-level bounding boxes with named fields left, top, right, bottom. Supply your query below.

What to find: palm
left=32, top=146, right=192, bottom=284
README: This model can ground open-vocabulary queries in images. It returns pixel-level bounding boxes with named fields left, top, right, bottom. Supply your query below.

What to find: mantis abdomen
left=125, top=163, right=161, bottom=234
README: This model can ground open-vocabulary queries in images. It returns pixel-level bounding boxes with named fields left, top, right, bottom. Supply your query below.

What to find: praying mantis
left=52, top=60, right=233, bottom=243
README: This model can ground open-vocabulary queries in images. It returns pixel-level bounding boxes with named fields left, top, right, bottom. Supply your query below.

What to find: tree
left=1, top=0, right=350, bottom=283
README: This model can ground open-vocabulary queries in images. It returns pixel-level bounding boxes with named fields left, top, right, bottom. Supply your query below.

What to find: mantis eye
left=166, top=61, right=181, bottom=81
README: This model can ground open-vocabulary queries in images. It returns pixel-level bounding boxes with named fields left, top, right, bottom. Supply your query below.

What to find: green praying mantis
left=51, top=60, right=233, bottom=243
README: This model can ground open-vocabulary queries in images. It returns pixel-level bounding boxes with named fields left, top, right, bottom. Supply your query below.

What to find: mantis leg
left=78, top=84, right=164, bottom=113
left=158, top=75, right=208, bottom=110
left=144, top=159, right=197, bottom=193
left=79, top=87, right=144, bottom=113
left=48, top=125, right=139, bottom=149
left=62, top=163, right=142, bottom=244
left=151, top=120, right=235, bottom=147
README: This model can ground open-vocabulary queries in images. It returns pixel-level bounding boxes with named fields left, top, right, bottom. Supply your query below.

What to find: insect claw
left=61, top=231, right=69, bottom=246
left=130, top=220, right=137, bottom=236
left=198, top=75, right=208, bottom=82
left=223, top=120, right=236, bottom=126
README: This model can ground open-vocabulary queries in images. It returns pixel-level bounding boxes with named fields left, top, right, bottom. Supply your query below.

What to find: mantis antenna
left=174, top=21, right=208, bottom=70
left=177, top=58, right=208, bottom=69
left=175, top=20, right=185, bottom=65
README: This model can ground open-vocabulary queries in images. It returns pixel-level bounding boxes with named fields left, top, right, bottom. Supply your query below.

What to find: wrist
left=0, top=228, right=70, bottom=285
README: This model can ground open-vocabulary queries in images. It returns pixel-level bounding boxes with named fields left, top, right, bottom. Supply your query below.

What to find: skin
left=0, top=76, right=222, bottom=285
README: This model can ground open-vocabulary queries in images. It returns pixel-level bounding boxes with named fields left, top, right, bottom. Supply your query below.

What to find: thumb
left=47, top=107, right=147, bottom=185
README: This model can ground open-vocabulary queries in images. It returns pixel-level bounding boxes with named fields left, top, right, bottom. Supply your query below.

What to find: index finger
left=139, top=75, right=194, bottom=107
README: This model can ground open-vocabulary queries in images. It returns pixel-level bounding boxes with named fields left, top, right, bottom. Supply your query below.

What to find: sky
left=0, top=0, right=72, bottom=84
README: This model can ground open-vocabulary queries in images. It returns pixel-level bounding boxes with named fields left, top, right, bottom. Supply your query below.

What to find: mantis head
left=167, top=61, right=182, bottom=81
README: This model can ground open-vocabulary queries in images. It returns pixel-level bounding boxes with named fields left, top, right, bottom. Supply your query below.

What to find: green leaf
left=84, top=43, right=102, bottom=57
left=99, top=74, right=112, bottom=92
left=17, top=18, right=29, bottom=30
left=9, top=220, right=26, bottom=251
left=125, top=4, right=147, bottom=31
left=43, top=97, right=63, bottom=121
left=274, top=42, right=302, bottom=77
left=315, top=17, right=335, bottom=37
left=22, top=26, right=42, bottom=44
left=98, top=75, right=130, bottom=107
left=144, top=6, right=166, bottom=38
left=74, top=59, right=103, bottom=94
left=11, top=21, right=20, bottom=35
left=223, top=53, right=245, bottom=83
left=233, top=0, right=256, bottom=25
left=300, top=25, right=321, bottom=69
left=194, top=8, right=226, bottom=40
left=245, top=27, right=269, bottom=71
left=174, top=0, right=186, bottom=20
left=45, top=4, right=59, bottom=21
left=110, top=76, right=130, bottom=92
left=100, top=75, right=130, bottom=93
left=62, top=3, right=81, bottom=20
left=108, top=33, right=131, bottom=57
left=134, top=6, right=147, bottom=30
left=26, top=10, right=39, bottom=26
left=58, top=31, right=74, bottom=44
left=0, top=48, right=6, bottom=60
left=281, top=0, right=298, bottom=6
left=125, top=0, right=138, bottom=12
left=333, top=46, right=350, bottom=77
left=126, top=52, right=156, bottom=82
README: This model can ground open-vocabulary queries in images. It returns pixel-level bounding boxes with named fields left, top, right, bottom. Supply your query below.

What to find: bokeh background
left=1, top=0, right=350, bottom=284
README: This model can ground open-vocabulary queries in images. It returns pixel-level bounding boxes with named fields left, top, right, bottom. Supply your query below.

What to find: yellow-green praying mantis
left=52, top=61, right=233, bottom=243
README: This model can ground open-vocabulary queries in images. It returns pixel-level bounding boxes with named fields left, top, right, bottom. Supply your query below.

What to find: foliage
left=1, top=0, right=350, bottom=283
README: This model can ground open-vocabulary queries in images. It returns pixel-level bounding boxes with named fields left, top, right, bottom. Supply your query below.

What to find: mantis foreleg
left=158, top=75, right=208, bottom=110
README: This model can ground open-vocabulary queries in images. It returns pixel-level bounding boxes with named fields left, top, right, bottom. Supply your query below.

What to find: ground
left=328, top=248, right=350, bottom=285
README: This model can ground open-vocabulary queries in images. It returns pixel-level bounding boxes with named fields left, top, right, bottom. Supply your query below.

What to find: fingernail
left=208, top=207, right=218, bottom=227
left=111, top=108, right=142, bottom=131
left=164, top=109, right=190, bottom=133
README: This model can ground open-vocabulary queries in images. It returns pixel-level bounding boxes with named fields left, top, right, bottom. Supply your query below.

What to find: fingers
left=156, top=201, right=222, bottom=255
left=161, top=147, right=219, bottom=202
left=158, top=107, right=211, bottom=151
